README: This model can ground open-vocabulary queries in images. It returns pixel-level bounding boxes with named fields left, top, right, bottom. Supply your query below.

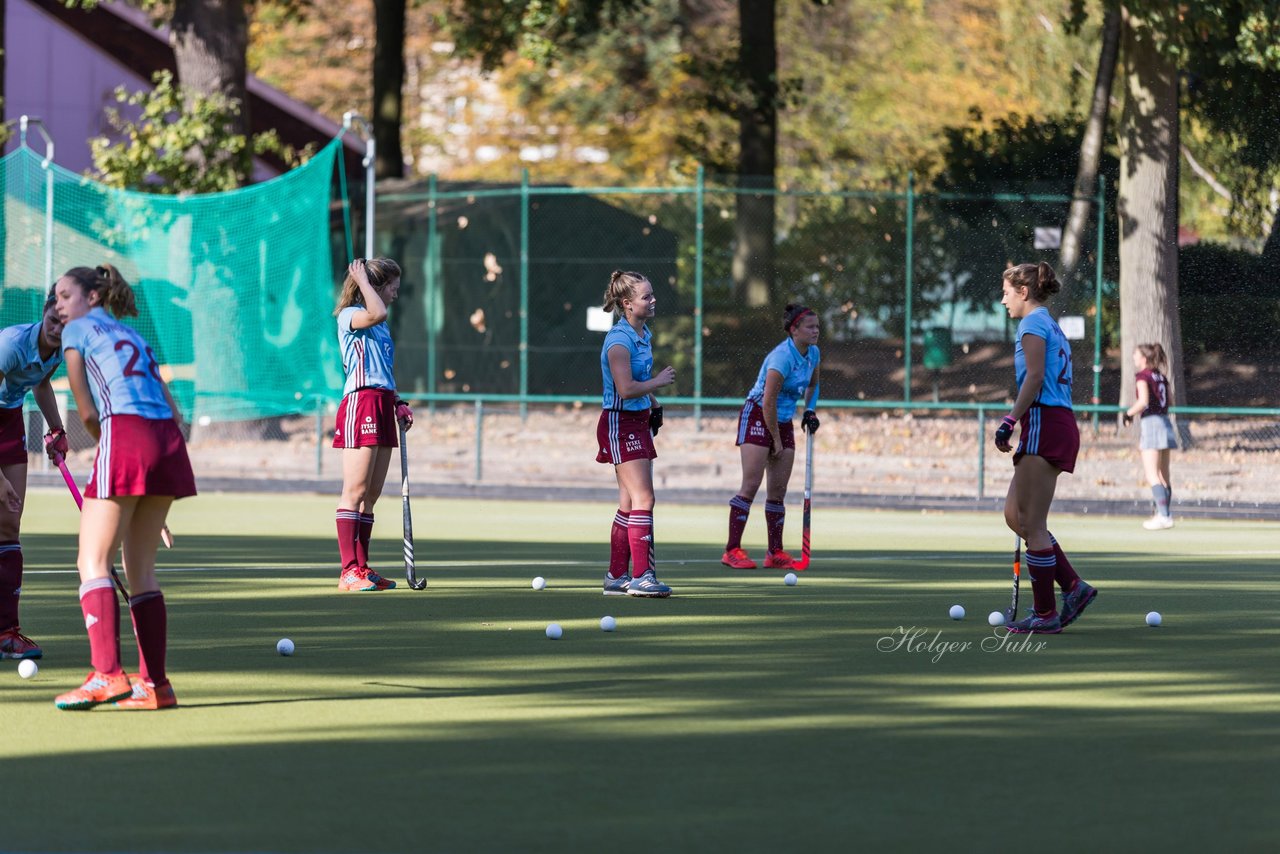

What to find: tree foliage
left=90, top=71, right=308, bottom=193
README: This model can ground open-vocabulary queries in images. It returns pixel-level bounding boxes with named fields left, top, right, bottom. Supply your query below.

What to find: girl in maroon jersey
left=1123, top=342, right=1176, bottom=530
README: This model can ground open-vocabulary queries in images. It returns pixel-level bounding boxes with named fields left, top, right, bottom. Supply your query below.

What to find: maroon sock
left=80, top=579, right=121, bottom=674
left=628, top=511, right=653, bottom=578
left=726, top=496, right=752, bottom=551
left=129, top=591, right=168, bottom=687
left=357, top=513, right=375, bottom=568
left=1024, top=548, right=1059, bottom=616
left=0, top=541, right=21, bottom=630
left=1049, top=535, right=1082, bottom=591
left=609, top=510, right=630, bottom=578
left=336, top=510, right=361, bottom=571
left=765, top=501, right=786, bottom=553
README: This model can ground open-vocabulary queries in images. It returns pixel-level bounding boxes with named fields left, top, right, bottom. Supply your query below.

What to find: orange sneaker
left=54, top=670, right=132, bottom=711
left=764, top=550, right=795, bottom=569
left=721, top=548, right=758, bottom=569
left=116, top=675, right=178, bottom=710
left=0, top=626, right=42, bottom=660
left=338, top=567, right=379, bottom=592
left=364, top=567, right=397, bottom=590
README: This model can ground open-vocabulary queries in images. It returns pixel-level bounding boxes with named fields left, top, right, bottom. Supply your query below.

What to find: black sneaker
left=1060, top=581, right=1097, bottom=627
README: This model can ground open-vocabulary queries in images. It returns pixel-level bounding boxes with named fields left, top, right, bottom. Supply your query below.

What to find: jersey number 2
left=116, top=340, right=162, bottom=381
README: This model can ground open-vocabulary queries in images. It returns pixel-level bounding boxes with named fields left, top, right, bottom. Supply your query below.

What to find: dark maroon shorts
left=735, top=400, right=795, bottom=452
left=0, top=407, right=26, bottom=466
left=85, top=414, right=197, bottom=499
left=333, top=388, right=399, bottom=449
left=1013, top=405, right=1080, bottom=474
left=595, top=409, right=657, bottom=465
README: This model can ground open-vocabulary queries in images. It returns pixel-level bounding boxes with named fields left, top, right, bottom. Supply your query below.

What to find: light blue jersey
left=60, top=308, right=172, bottom=420
left=338, top=306, right=397, bottom=397
left=745, top=339, right=820, bottom=422
left=0, top=322, right=62, bottom=409
left=600, top=320, right=652, bottom=412
left=1015, top=307, right=1073, bottom=409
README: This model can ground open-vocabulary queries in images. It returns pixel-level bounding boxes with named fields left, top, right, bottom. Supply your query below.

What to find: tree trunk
left=1059, top=5, right=1119, bottom=299
left=734, top=0, right=777, bottom=309
left=373, top=0, right=406, bottom=179
left=1117, top=8, right=1185, bottom=413
left=170, top=0, right=250, bottom=185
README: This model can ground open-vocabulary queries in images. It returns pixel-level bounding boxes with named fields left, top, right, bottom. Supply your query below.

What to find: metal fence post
left=976, top=408, right=986, bottom=500
left=904, top=171, right=915, bottom=404
left=694, top=165, right=705, bottom=431
left=474, top=399, right=485, bottom=482
left=519, top=170, right=530, bottom=422
left=1092, top=173, right=1106, bottom=433
left=427, top=173, right=439, bottom=416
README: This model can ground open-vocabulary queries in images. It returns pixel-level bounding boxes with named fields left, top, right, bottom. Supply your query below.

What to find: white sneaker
left=1142, top=515, right=1174, bottom=530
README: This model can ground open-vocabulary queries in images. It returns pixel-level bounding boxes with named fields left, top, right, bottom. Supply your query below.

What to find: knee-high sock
left=129, top=590, right=168, bottom=687
left=1024, top=549, right=1059, bottom=616
left=726, top=496, right=752, bottom=551
left=765, top=501, right=786, bottom=554
left=1048, top=534, right=1082, bottom=591
left=1152, top=485, right=1171, bottom=518
left=336, top=510, right=361, bottom=571
left=80, top=578, right=121, bottom=674
left=628, top=511, right=654, bottom=578
left=609, top=510, right=630, bottom=578
left=356, top=513, right=375, bottom=567
left=0, top=541, right=21, bottom=631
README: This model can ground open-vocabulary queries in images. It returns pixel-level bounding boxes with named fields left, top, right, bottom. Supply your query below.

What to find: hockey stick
left=791, top=422, right=815, bottom=571
left=400, top=423, right=425, bottom=590
left=53, top=455, right=130, bottom=603
left=1005, top=536, right=1022, bottom=623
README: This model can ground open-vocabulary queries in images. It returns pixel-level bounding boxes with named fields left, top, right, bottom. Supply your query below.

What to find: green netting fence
left=1, top=137, right=341, bottom=423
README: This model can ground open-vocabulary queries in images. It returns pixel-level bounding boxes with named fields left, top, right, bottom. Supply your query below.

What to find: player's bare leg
left=763, top=447, right=796, bottom=567
left=723, top=445, right=768, bottom=568
left=616, top=459, right=668, bottom=597
left=0, top=460, right=40, bottom=660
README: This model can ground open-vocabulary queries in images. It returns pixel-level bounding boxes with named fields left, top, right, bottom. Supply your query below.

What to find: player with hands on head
left=0, top=291, right=70, bottom=661
left=996, top=263, right=1096, bottom=634
left=721, top=303, right=821, bottom=570
left=332, top=258, right=412, bottom=592
left=53, top=264, right=197, bottom=710
left=596, top=270, right=676, bottom=598
left=1123, top=342, right=1177, bottom=530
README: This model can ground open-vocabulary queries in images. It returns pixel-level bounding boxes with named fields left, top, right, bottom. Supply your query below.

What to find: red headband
left=787, top=308, right=815, bottom=332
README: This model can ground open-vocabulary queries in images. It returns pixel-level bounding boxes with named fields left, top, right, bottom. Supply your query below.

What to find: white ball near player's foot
left=988, top=611, right=1007, bottom=627
left=531, top=576, right=547, bottom=591
left=17, top=659, right=37, bottom=679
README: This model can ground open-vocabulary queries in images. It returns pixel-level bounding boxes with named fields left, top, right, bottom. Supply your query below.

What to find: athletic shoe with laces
left=115, top=675, right=178, bottom=710
left=1142, top=515, right=1174, bottom=530
left=54, top=670, right=132, bottom=711
left=365, top=567, right=397, bottom=590
left=603, top=572, right=631, bottom=596
left=1006, top=611, right=1062, bottom=635
left=0, top=626, right=42, bottom=660
left=1060, top=580, right=1098, bottom=628
left=338, top=567, right=379, bottom=592
left=627, top=570, right=672, bottom=598
left=721, top=548, right=757, bottom=569
left=763, top=550, right=795, bottom=569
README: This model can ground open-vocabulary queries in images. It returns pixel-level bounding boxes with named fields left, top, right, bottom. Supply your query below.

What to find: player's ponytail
left=603, top=270, right=649, bottom=316
left=60, top=264, right=139, bottom=318
left=1003, top=262, right=1061, bottom=303
left=1138, top=342, right=1168, bottom=373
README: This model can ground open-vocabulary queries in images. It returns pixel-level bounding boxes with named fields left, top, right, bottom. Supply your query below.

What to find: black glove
left=1122, top=412, right=1134, bottom=427
left=801, top=409, right=820, bottom=434
left=649, top=405, right=664, bottom=436
left=994, top=414, right=1017, bottom=453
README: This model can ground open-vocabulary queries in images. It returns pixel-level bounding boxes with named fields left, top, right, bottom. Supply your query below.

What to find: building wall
left=4, top=0, right=151, bottom=174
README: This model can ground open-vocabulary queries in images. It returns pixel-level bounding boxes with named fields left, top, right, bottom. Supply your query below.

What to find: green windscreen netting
left=1, top=138, right=342, bottom=422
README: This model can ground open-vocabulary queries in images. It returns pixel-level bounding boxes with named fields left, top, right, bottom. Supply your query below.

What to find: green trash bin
left=923, top=328, right=953, bottom=370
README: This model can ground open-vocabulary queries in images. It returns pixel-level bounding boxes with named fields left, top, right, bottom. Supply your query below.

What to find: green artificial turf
left=3, top=491, right=1279, bottom=852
